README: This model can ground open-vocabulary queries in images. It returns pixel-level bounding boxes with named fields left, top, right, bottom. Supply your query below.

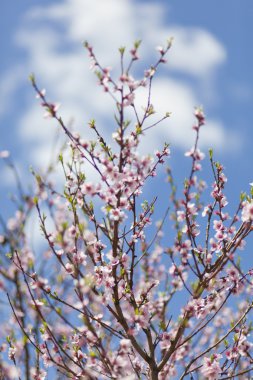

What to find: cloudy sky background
left=1, top=0, right=253, bottom=220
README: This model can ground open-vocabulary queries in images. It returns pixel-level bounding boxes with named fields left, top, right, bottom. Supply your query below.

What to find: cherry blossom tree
left=1, top=39, right=253, bottom=380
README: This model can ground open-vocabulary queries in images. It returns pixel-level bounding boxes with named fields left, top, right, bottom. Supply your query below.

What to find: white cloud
left=0, top=0, right=237, bottom=172
left=166, top=27, right=226, bottom=77
left=134, top=78, right=197, bottom=150
left=22, top=0, right=226, bottom=77
left=0, top=165, right=17, bottom=187
left=200, top=119, right=240, bottom=151
left=134, top=78, right=238, bottom=152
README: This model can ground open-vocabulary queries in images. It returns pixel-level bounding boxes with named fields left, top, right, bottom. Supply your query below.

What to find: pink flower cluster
left=0, top=40, right=253, bottom=380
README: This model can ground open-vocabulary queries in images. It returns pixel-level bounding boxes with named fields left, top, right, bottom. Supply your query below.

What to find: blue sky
left=1, top=0, right=253, bottom=220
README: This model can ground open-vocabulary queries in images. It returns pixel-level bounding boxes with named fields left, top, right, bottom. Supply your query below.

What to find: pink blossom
left=55, top=249, right=64, bottom=256
left=130, top=48, right=139, bottom=60
left=109, top=208, right=126, bottom=221
left=201, top=354, right=222, bottom=379
left=123, top=92, right=135, bottom=107
left=194, top=107, right=205, bottom=126
left=160, top=332, right=172, bottom=350
left=144, top=67, right=156, bottom=78
left=226, top=346, right=239, bottom=360
left=213, top=220, right=225, bottom=231
left=0, top=150, right=10, bottom=158
left=241, top=200, right=253, bottom=222
left=215, top=230, right=227, bottom=241
left=68, top=225, right=77, bottom=236
left=35, top=88, right=46, bottom=99
left=185, top=148, right=205, bottom=161
left=43, top=102, right=61, bottom=118
left=65, top=263, right=75, bottom=274
left=31, top=368, right=47, bottom=380
left=202, top=204, right=212, bottom=217
left=42, top=353, right=53, bottom=368
left=81, top=182, right=96, bottom=196
left=8, top=346, right=16, bottom=361
left=120, top=339, right=132, bottom=353
left=31, top=299, right=44, bottom=307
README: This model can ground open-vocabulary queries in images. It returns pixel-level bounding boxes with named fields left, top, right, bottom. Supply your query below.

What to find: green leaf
left=58, top=153, right=63, bottom=163
left=89, top=119, right=96, bottom=129
left=240, top=192, right=246, bottom=202
left=134, top=40, right=142, bottom=49
left=119, top=46, right=125, bottom=55
left=159, top=321, right=166, bottom=331
left=167, top=37, right=174, bottom=48
left=29, top=73, right=35, bottom=84
left=136, top=124, right=142, bottom=135
left=56, top=307, right=62, bottom=315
